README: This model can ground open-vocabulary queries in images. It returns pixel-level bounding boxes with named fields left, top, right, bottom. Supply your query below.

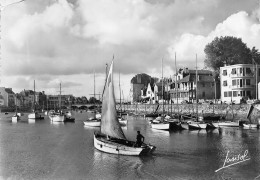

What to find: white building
left=220, top=64, right=259, bottom=104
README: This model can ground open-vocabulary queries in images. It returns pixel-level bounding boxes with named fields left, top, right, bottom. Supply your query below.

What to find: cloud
left=168, top=8, right=260, bottom=70
left=2, top=0, right=259, bottom=97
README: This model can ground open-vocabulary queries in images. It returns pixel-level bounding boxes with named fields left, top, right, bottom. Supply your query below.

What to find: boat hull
left=243, top=124, right=259, bottom=129
left=218, top=121, right=239, bottom=127
left=188, top=123, right=207, bottom=130
left=49, top=114, right=65, bottom=122
left=12, top=115, right=20, bottom=122
left=28, top=113, right=44, bottom=119
left=84, top=120, right=101, bottom=127
left=150, top=122, right=170, bottom=130
left=94, top=134, right=156, bottom=156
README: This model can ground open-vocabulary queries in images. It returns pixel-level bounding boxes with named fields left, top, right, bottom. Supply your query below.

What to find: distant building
left=0, top=87, right=15, bottom=107
left=130, top=73, right=157, bottom=103
left=220, top=64, right=259, bottom=104
left=169, top=68, right=216, bottom=103
left=47, top=94, right=73, bottom=109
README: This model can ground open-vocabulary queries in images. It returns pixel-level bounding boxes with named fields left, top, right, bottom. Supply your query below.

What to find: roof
left=185, top=69, right=212, bottom=75
left=5, top=88, right=14, bottom=94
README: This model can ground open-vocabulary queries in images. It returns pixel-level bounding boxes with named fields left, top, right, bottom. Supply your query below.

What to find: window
left=233, top=91, right=237, bottom=97
left=246, top=79, right=250, bottom=85
left=223, top=81, right=227, bottom=86
left=224, top=92, right=228, bottom=97
left=237, top=79, right=240, bottom=85
left=232, top=80, right=236, bottom=86
left=223, top=70, right=227, bottom=76
left=228, top=91, right=232, bottom=97
left=231, top=68, right=236, bottom=74
left=240, top=68, right=243, bottom=74
left=246, top=68, right=252, bottom=74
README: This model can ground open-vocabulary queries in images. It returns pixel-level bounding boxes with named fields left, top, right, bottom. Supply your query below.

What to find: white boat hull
left=28, top=113, right=43, bottom=119
left=12, top=115, right=20, bottom=122
left=150, top=122, right=170, bottom=130
left=243, top=124, right=259, bottom=129
left=49, top=114, right=65, bottom=122
left=84, top=120, right=101, bottom=127
left=94, top=134, right=155, bottom=156
left=218, top=121, right=239, bottom=127
left=188, top=123, right=207, bottom=130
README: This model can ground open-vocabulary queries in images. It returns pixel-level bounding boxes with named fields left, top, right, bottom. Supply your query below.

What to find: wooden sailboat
left=188, top=55, right=207, bottom=130
left=150, top=58, right=170, bottom=130
left=28, top=80, right=44, bottom=119
left=94, top=61, right=156, bottom=156
left=49, top=83, right=65, bottom=122
left=12, top=94, right=21, bottom=122
left=84, top=70, right=101, bottom=127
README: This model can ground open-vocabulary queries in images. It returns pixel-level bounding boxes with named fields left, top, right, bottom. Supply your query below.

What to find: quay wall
left=118, top=104, right=259, bottom=120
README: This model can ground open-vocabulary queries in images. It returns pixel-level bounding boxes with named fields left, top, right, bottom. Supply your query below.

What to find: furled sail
left=100, top=61, right=126, bottom=140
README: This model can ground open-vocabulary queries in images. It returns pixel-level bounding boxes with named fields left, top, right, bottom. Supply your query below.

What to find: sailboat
left=28, top=80, right=44, bottom=119
left=243, top=104, right=260, bottom=128
left=12, top=95, right=21, bottom=122
left=188, top=55, right=207, bottom=130
left=150, top=58, right=170, bottom=130
left=49, top=83, right=65, bottom=122
left=94, top=61, right=156, bottom=156
left=118, top=71, right=127, bottom=126
left=84, top=70, right=101, bottom=127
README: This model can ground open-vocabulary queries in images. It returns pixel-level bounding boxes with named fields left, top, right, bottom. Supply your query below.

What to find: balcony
left=230, top=73, right=254, bottom=78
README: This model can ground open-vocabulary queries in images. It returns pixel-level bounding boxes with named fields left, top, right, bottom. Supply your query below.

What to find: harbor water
left=0, top=112, right=260, bottom=180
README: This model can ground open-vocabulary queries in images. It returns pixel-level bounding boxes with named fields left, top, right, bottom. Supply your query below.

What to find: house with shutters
left=220, top=64, right=259, bottom=104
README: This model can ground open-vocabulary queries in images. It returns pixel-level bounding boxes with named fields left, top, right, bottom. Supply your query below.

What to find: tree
left=251, top=46, right=260, bottom=64
left=204, top=36, right=252, bottom=76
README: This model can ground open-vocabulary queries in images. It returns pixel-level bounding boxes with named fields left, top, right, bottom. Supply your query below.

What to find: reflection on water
left=0, top=113, right=259, bottom=179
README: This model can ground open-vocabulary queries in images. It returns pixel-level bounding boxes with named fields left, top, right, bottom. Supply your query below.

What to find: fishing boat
left=118, top=71, right=128, bottom=126
left=94, top=61, right=156, bottom=156
left=12, top=96, right=21, bottom=122
left=28, top=80, right=44, bottom=120
left=84, top=70, right=101, bottom=126
left=150, top=58, right=170, bottom=130
left=243, top=104, right=260, bottom=129
left=188, top=55, right=207, bottom=130
left=49, top=83, right=65, bottom=122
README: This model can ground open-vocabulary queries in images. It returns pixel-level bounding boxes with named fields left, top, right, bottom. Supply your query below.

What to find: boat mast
left=196, top=54, right=198, bottom=121
left=162, top=58, right=164, bottom=117
left=33, top=80, right=36, bottom=112
left=119, top=71, right=122, bottom=116
left=175, top=52, right=179, bottom=119
left=59, top=83, right=61, bottom=115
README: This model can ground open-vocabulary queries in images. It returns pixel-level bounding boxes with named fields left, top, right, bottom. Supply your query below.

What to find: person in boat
left=136, top=131, right=145, bottom=147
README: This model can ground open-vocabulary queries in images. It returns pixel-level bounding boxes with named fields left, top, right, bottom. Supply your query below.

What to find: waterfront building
left=169, top=68, right=216, bottom=103
left=220, top=64, right=259, bottom=104
left=0, top=87, right=15, bottom=107
left=141, top=83, right=155, bottom=103
left=130, top=73, right=158, bottom=103
left=47, top=94, right=73, bottom=109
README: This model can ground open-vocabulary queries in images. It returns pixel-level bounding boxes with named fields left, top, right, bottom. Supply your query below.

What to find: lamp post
left=0, top=0, right=25, bottom=85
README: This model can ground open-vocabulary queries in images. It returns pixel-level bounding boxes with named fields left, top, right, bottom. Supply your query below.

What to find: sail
left=100, top=61, right=126, bottom=140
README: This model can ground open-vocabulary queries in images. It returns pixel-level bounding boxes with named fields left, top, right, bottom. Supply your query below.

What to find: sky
left=1, top=0, right=260, bottom=101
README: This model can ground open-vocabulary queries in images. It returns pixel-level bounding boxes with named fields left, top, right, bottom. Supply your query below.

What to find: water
left=0, top=112, right=260, bottom=180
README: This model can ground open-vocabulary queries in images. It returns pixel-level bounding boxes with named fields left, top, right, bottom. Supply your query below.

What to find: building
left=140, top=83, right=155, bottom=103
left=47, top=94, right=73, bottom=109
left=169, top=68, right=216, bottom=103
left=130, top=73, right=157, bottom=103
left=0, top=87, right=15, bottom=107
left=220, top=64, right=259, bottom=104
